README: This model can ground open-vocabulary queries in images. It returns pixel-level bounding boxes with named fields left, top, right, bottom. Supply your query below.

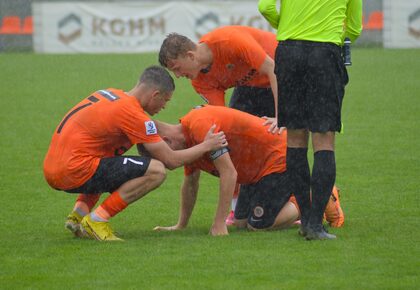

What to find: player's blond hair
left=158, top=33, right=197, bottom=67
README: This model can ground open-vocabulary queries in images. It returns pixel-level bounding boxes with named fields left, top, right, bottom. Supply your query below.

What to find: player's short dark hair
left=158, top=33, right=196, bottom=67
left=139, top=65, right=175, bottom=94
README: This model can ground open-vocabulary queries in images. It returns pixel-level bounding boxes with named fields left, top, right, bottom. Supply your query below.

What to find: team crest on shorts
left=145, top=121, right=157, bottom=135
left=253, top=206, right=264, bottom=218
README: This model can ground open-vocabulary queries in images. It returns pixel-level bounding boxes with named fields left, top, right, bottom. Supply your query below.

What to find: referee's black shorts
left=275, top=40, right=349, bottom=133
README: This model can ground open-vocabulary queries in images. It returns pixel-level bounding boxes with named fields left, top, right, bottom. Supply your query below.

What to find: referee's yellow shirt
left=258, top=0, right=363, bottom=45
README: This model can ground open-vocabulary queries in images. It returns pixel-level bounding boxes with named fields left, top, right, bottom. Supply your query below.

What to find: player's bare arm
left=210, top=152, right=237, bottom=236
left=143, top=125, right=227, bottom=170
left=259, top=55, right=282, bottom=134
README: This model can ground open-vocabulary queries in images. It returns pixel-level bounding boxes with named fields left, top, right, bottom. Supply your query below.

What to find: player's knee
left=247, top=223, right=262, bottom=231
left=234, top=219, right=248, bottom=229
left=312, top=132, right=335, bottom=151
left=247, top=217, right=275, bottom=230
left=146, top=159, right=167, bottom=185
left=248, top=202, right=298, bottom=231
left=246, top=206, right=276, bottom=230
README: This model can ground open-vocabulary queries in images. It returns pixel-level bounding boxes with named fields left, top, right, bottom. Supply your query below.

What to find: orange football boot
left=324, top=186, right=345, bottom=227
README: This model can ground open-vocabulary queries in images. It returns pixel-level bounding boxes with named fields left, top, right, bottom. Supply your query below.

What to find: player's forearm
left=165, top=142, right=209, bottom=170
left=258, top=0, right=280, bottom=29
left=213, top=172, right=237, bottom=226
left=269, top=72, right=278, bottom=118
left=178, top=176, right=199, bottom=227
left=259, top=57, right=278, bottom=119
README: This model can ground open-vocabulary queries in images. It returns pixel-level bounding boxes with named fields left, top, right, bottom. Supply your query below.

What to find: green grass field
left=0, top=49, right=419, bottom=289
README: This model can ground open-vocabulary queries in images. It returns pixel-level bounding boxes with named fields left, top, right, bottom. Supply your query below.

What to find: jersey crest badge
left=145, top=121, right=157, bottom=135
left=226, top=64, right=235, bottom=70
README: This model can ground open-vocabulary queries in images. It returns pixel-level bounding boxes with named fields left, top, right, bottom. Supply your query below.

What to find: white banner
left=384, top=0, right=420, bottom=48
left=33, top=1, right=275, bottom=53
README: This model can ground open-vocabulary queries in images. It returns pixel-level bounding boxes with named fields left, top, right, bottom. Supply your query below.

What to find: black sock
left=286, top=147, right=311, bottom=227
left=309, top=150, right=336, bottom=230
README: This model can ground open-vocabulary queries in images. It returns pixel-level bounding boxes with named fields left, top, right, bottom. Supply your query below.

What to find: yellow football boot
left=65, top=211, right=85, bottom=238
left=80, top=215, right=123, bottom=241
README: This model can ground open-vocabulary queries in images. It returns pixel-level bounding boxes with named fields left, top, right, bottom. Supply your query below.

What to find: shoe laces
left=99, top=222, right=117, bottom=238
left=67, top=215, right=81, bottom=224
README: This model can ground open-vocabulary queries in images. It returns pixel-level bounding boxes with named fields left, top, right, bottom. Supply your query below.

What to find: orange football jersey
left=181, top=105, right=286, bottom=184
left=43, top=88, right=161, bottom=190
left=192, top=26, right=277, bottom=106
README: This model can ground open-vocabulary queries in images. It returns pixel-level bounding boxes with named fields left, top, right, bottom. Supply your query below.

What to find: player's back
left=202, top=25, right=277, bottom=58
left=181, top=105, right=286, bottom=184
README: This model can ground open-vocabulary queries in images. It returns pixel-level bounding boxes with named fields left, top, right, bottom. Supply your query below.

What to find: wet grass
left=0, top=49, right=419, bottom=289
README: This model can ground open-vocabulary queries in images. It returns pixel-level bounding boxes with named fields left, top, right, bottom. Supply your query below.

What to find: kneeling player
left=152, top=105, right=344, bottom=236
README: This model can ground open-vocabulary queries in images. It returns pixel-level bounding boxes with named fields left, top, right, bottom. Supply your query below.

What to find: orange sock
left=93, top=191, right=128, bottom=221
left=73, top=193, right=101, bottom=216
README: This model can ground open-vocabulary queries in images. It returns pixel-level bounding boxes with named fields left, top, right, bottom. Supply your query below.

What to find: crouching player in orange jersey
left=152, top=105, right=343, bottom=236
left=43, top=66, right=227, bottom=241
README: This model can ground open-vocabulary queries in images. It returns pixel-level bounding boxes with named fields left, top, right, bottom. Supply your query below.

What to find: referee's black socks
left=309, top=150, right=336, bottom=229
left=286, top=147, right=311, bottom=227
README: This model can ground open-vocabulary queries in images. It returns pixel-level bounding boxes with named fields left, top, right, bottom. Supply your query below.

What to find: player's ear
left=186, top=50, right=195, bottom=60
left=151, top=89, right=162, bottom=100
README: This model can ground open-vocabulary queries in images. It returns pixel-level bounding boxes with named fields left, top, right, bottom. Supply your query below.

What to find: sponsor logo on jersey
left=236, top=68, right=257, bottom=86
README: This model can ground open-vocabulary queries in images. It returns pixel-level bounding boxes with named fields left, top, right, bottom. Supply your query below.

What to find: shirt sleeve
left=120, top=108, right=162, bottom=145
left=343, top=0, right=363, bottom=42
left=184, top=116, right=223, bottom=175
left=258, top=0, right=280, bottom=29
left=192, top=81, right=226, bottom=106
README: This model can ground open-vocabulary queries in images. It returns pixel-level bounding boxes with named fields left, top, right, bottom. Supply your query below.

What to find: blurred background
left=1, top=0, right=418, bottom=53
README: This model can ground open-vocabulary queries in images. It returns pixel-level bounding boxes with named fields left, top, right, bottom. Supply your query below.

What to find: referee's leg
left=286, top=129, right=311, bottom=234
left=307, top=133, right=337, bottom=239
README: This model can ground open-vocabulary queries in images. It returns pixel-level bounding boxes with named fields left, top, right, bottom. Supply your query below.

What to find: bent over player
left=159, top=25, right=280, bottom=133
left=43, top=66, right=227, bottom=241
left=151, top=105, right=343, bottom=236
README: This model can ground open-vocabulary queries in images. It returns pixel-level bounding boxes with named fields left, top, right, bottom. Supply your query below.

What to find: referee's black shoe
left=305, top=225, right=336, bottom=240
left=298, top=225, right=308, bottom=237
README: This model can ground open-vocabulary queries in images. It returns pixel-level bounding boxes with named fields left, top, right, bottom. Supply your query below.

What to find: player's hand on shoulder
left=262, top=116, right=284, bottom=134
left=204, top=124, right=228, bottom=151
